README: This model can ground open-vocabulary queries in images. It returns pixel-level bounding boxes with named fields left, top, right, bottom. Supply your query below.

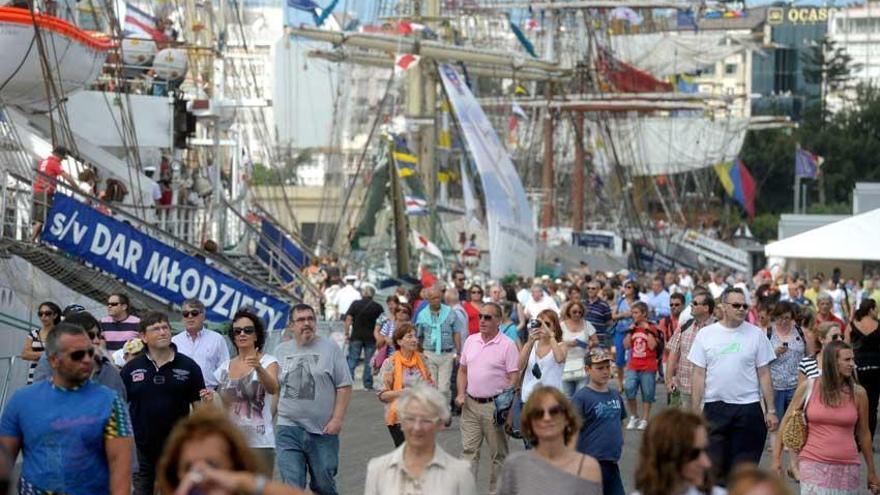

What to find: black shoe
left=451, top=406, right=462, bottom=416
left=445, top=417, right=453, bottom=427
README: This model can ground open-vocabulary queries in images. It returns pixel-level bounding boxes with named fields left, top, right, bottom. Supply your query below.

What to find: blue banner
left=41, top=194, right=290, bottom=332
left=257, top=219, right=308, bottom=286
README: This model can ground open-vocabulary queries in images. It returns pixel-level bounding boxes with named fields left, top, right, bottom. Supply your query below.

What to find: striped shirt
left=26, top=329, right=44, bottom=384
left=798, top=356, right=821, bottom=379
left=584, top=298, right=612, bottom=333
left=100, top=314, right=141, bottom=351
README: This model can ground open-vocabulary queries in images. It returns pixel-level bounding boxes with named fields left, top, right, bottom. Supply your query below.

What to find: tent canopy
left=764, top=208, right=880, bottom=261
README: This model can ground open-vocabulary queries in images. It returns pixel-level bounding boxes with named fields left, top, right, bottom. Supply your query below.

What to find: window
left=725, top=63, right=738, bottom=75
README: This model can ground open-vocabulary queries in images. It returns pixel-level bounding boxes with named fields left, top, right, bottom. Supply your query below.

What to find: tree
left=801, top=35, right=861, bottom=120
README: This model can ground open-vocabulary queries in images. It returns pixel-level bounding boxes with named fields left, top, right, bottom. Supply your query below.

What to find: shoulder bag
left=781, top=378, right=815, bottom=452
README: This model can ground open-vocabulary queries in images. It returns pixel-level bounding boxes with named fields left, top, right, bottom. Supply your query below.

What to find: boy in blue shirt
left=573, top=348, right=627, bottom=495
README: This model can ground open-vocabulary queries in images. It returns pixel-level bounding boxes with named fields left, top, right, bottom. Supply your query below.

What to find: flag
left=287, top=0, right=320, bottom=10
left=405, top=195, right=428, bottom=215
left=715, top=158, right=756, bottom=218
left=438, top=99, right=452, bottom=149
left=677, top=9, right=698, bottom=31
left=512, top=102, right=528, bottom=120
left=525, top=17, right=540, bottom=31
left=795, top=147, right=823, bottom=179
left=394, top=54, right=421, bottom=74
left=412, top=229, right=443, bottom=258
left=391, top=133, right=418, bottom=170
left=397, top=21, right=435, bottom=37
left=514, top=84, right=529, bottom=96
left=396, top=161, right=415, bottom=177
left=610, top=7, right=643, bottom=25
left=123, top=3, right=167, bottom=41
left=419, top=264, right=437, bottom=287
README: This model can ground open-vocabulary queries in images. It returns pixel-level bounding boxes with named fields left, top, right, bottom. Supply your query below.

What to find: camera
left=528, top=319, right=542, bottom=330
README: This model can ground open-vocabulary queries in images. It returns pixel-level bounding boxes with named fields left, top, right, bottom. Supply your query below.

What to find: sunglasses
left=38, top=311, right=55, bottom=317
left=471, top=290, right=483, bottom=294
left=232, top=326, right=256, bottom=336
left=478, top=313, right=496, bottom=321
left=182, top=310, right=202, bottom=318
left=693, top=301, right=709, bottom=306
left=87, top=331, right=101, bottom=340
left=688, top=446, right=709, bottom=461
left=727, top=303, right=747, bottom=310
left=107, top=302, right=121, bottom=307
left=528, top=404, right=564, bottom=421
left=670, top=303, right=682, bottom=308
left=531, top=362, right=542, bottom=379
left=68, top=348, right=95, bottom=361
left=830, top=334, right=842, bottom=341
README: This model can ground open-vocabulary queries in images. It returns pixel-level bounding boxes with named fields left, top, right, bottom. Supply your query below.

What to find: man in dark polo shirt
left=121, top=311, right=206, bottom=495
left=344, top=285, right=384, bottom=390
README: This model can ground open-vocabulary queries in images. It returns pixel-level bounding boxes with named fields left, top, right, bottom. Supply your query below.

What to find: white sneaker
left=637, top=418, right=648, bottom=430
left=626, top=416, right=639, bottom=430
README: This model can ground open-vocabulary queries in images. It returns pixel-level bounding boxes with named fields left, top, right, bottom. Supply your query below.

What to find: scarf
left=415, top=304, right=452, bottom=354
left=386, top=351, right=432, bottom=425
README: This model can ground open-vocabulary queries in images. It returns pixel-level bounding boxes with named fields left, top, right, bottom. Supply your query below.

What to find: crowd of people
left=3, top=261, right=880, bottom=495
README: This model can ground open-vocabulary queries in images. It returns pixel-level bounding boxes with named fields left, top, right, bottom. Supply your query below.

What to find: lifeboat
left=0, top=7, right=111, bottom=111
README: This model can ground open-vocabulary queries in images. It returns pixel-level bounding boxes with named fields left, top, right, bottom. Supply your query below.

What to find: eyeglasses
left=687, top=446, right=709, bottom=461
left=478, top=313, right=496, bottom=321
left=38, top=311, right=55, bottom=317
left=232, top=326, right=256, bottom=336
left=68, top=348, right=95, bottom=361
left=107, top=302, right=121, bottom=307
left=182, top=310, right=202, bottom=318
left=727, top=303, right=747, bottom=310
left=527, top=404, right=564, bottom=421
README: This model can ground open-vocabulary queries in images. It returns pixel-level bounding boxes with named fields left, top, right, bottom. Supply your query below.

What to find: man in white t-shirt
left=687, top=287, right=777, bottom=485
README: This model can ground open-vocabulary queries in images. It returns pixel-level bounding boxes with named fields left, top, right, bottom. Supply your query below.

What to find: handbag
left=781, top=378, right=815, bottom=452
left=370, top=345, right=389, bottom=375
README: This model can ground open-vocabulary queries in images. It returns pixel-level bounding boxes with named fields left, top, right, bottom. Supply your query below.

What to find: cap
left=586, top=347, right=613, bottom=365
left=143, top=165, right=157, bottom=173
left=62, top=304, right=86, bottom=317
left=344, top=275, right=357, bottom=282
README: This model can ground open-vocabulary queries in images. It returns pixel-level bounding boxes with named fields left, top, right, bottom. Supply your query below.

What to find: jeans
left=703, top=401, right=767, bottom=485
left=132, top=446, right=156, bottom=495
left=598, top=460, right=625, bottom=495
left=624, top=369, right=656, bottom=403
left=347, top=339, right=376, bottom=390
left=562, top=378, right=585, bottom=397
left=275, top=425, right=340, bottom=495
left=773, top=388, right=796, bottom=418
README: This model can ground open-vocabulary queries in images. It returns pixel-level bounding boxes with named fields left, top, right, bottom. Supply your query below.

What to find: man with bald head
left=415, top=285, right=463, bottom=408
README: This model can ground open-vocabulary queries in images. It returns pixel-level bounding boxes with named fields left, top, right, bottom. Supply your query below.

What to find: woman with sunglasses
left=774, top=340, right=879, bottom=494
left=498, top=386, right=601, bottom=495
left=378, top=322, right=434, bottom=447
left=634, top=409, right=722, bottom=495
left=21, top=301, right=61, bottom=384
left=766, top=301, right=806, bottom=482
left=559, top=302, right=595, bottom=396
left=214, top=309, right=280, bottom=471
left=611, top=282, right=639, bottom=391
left=463, top=285, right=485, bottom=336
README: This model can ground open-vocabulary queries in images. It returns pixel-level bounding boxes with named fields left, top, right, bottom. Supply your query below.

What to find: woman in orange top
left=377, top=322, right=434, bottom=447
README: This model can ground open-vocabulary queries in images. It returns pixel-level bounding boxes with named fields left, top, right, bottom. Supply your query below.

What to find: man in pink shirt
left=455, top=302, right=519, bottom=493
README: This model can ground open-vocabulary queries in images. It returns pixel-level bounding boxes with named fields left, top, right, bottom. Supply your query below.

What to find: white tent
left=764, top=208, right=880, bottom=261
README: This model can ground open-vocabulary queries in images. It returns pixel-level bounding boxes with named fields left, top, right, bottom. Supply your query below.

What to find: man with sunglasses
left=1, top=322, right=134, bottom=495
left=687, top=287, right=777, bottom=484
left=171, top=298, right=229, bottom=390
left=666, top=291, right=715, bottom=411
left=455, top=302, right=519, bottom=494
left=123, top=311, right=207, bottom=495
left=101, top=292, right=141, bottom=353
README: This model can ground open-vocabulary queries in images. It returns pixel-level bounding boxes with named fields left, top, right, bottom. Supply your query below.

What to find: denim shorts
left=773, top=388, right=796, bottom=417
left=624, top=369, right=656, bottom=402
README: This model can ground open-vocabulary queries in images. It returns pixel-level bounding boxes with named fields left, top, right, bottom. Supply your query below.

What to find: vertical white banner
left=438, top=64, right=536, bottom=278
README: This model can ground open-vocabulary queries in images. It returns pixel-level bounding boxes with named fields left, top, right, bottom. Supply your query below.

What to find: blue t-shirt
left=572, top=386, right=627, bottom=461
left=501, top=322, right=519, bottom=344
left=0, top=380, right=132, bottom=494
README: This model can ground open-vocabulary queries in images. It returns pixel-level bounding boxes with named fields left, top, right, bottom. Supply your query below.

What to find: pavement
left=335, top=379, right=880, bottom=495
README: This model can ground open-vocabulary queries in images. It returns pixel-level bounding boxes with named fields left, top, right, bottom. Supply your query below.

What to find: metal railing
left=0, top=356, right=20, bottom=409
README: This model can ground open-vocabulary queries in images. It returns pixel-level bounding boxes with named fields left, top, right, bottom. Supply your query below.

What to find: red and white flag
left=411, top=229, right=443, bottom=259
left=525, top=18, right=541, bottom=31
left=395, top=54, right=421, bottom=74
left=397, top=21, right=427, bottom=35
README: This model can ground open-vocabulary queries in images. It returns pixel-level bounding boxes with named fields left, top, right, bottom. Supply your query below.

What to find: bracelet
left=254, top=474, right=267, bottom=495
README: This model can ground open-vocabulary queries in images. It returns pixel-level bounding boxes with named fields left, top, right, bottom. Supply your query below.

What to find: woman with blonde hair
left=498, top=386, right=601, bottom=494
left=559, top=301, right=597, bottom=396
left=157, top=406, right=304, bottom=495
left=378, top=322, right=434, bottom=446
left=633, top=409, right=723, bottom=495
left=774, top=340, right=879, bottom=494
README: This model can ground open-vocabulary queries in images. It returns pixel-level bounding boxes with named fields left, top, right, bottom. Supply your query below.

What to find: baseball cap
left=586, top=347, right=613, bottom=366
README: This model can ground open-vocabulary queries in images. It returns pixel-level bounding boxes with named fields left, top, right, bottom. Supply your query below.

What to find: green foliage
left=249, top=150, right=314, bottom=186
left=740, top=82, right=880, bottom=217
left=805, top=202, right=850, bottom=215
left=750, top=213, right=779, bottom=243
